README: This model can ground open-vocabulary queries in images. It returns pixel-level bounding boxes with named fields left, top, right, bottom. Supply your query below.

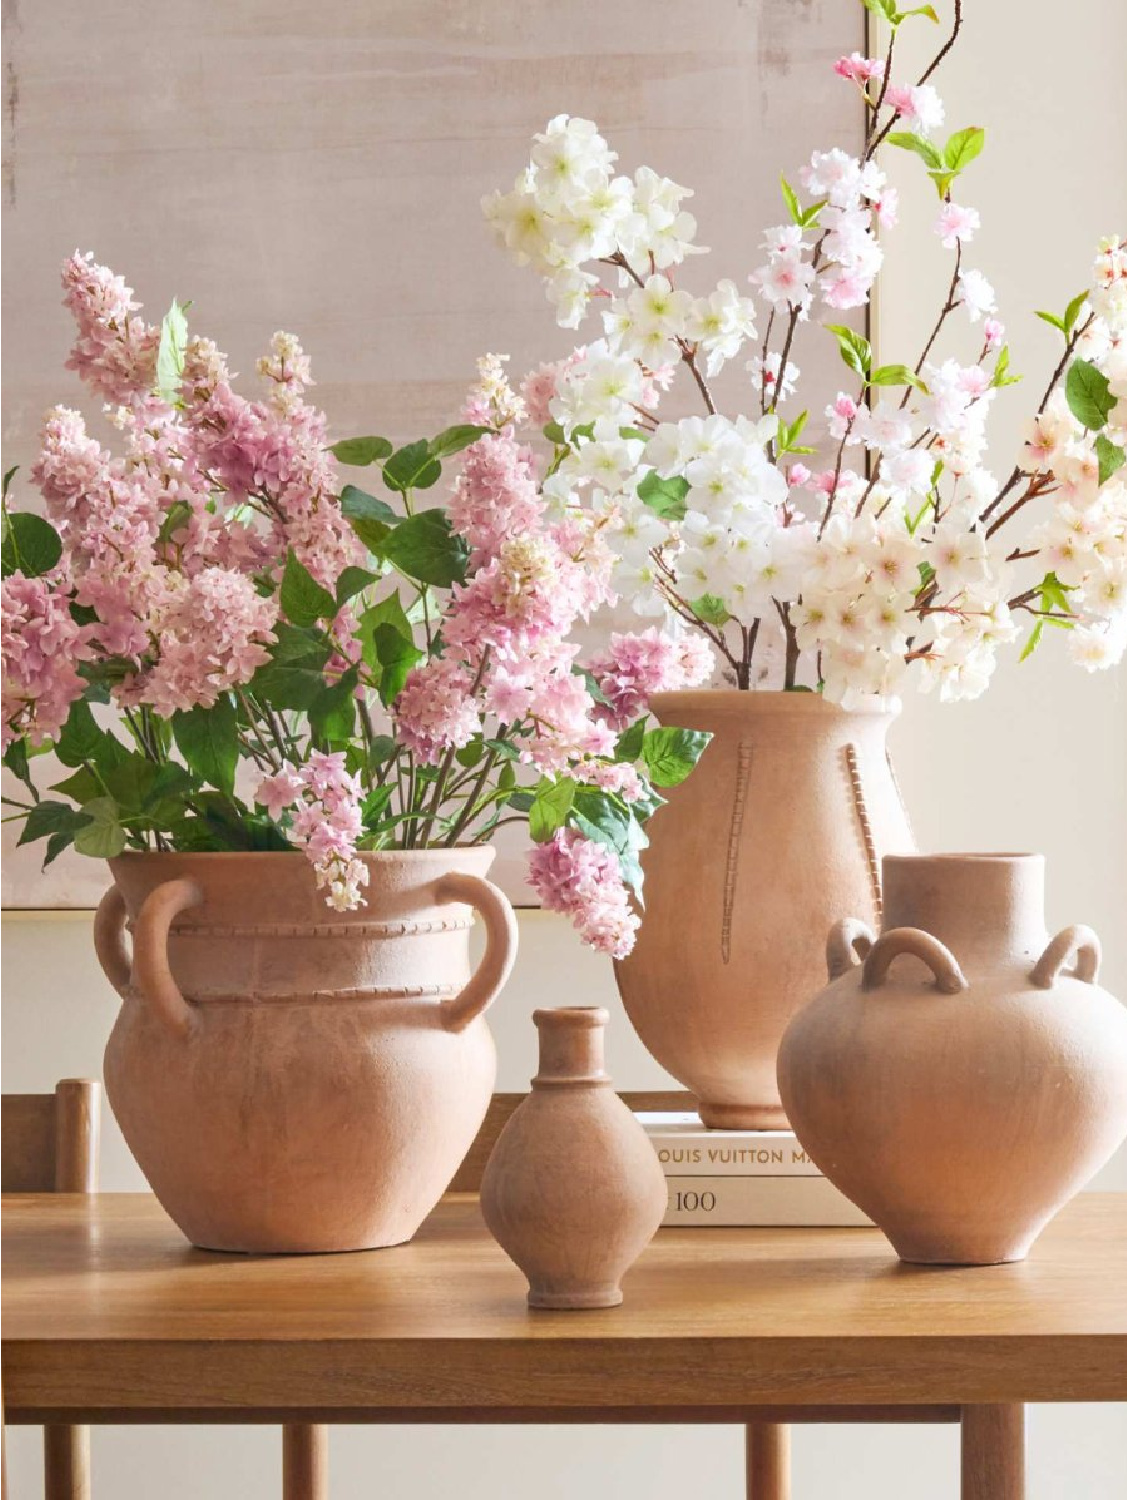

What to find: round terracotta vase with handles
left=93, top=848, right=517, bottom=1253
left=777, top=853, right=1127, bottom=1265
left=614, top=690, right=914, bottom=1128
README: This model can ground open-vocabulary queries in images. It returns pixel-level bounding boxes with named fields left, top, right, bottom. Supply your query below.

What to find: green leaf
left=543, top=421, right=567, bottom=446
left=641, top=726, right=712, bottom=788
left=691, top=593, right=731, bottom=626
left=280, top=550, right=337, bottom=627
left=380, top=509, right=469, bottom=588
left=249, top=624, right=332, bottom=710
left=154, top=298, right=189, bottom=404
left=335, top=566, right=380, bottom=607
left=571, top=787, right=648, bottom=897
left=900, top=2, right=939, bottom=18
left=3, top=739, right=36, bottom=797
left=1063, top=291, right=1089, bottom=336
left=17, top=799, right=90, bottom=848
left=780, top=175, right=802, bottom=226
left=172, top=697, right=239, bottom=796
left=2, top=465, right=18, bottom=499
left=637, top=470, right=690, bottom=521
left=868, top=364, right=926, bottom=390
left=1019, top=618, right=1045, bottom=662
left=615, top=717, right=648, bottom=763
left=824, top=323, right=872, bottom=379
left=427, top=424, right=490, bottom=460
left=51, top=766, right=101, bottom=804
left=369, top=623, right=424, bottom=706
left=991, top=345, right=1021, bottom=389
left=54, top=700, right=103, bottom=768
left=1096, top=434, right=1126, bottom=487
left=860, top=0, right=898, bottom=21
left=943, top=126, right=985, bottom=174
left=886, top=131, right=944, bottom=171
left=383, top=440, right=442, bottom=493
left=358, top=590, right=415, bottom=646
left=926, top=169, right=957, bottom=199
left=1, top=512, right=62, bottom=579
left=73, top=797, right=126, bottom=858
left=330, top=436, right=393, bottom=466
left=529, top=776, right=576, bottom=842
left=1065, top=358, right=1116, bottom=431
left=1035, top=310, right=1067, bottom=334
left=309, top=667, right=359, bottom=743
left=340, top=484, right=398, bottom=526
left=455, top=735, right=485, bottom=769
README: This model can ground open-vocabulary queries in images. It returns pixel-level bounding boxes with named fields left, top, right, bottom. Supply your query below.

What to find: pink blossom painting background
left=0, top=0, right=862, bottom=906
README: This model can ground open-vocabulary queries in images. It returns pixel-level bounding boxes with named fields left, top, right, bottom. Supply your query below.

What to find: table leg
left=961, top=1405, right=1024, bottom=1500
left=43, top=1424, right=91, bottom=1500
left=283, top=1422, right=328, bottom=1500
left=745, top=1421, right=790, bottom=1500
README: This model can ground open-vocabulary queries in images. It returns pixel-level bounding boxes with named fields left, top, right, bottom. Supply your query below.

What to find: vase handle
left=1030, top=924, right=1101, bottom=989
left=861, top=926, right=968, bottom=994
left=94, top=877, right=203, bottom=1037
left=826, top=918, right=875, bottom=980
left=436, top=871, right=518, bottom=1033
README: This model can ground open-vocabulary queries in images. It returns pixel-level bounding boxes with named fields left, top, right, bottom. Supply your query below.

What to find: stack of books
left=638, top=1111, right=871, bottom=1227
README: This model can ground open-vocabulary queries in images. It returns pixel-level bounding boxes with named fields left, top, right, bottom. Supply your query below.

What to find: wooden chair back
left=1, top=1079, right=101, bottom=1195
left=2, top=1079, right=101, bottom=1500
left=449, top=1088, right=688, bottom=1192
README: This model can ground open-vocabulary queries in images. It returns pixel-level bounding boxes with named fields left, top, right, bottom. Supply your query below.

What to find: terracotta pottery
left=480, top=1006, right=667, bottom=1309
left=614, top=690, right=914, bottom=1128
left=777, top=853, right=1127, bottom=1265
left=93, top=848, right=516, bottom=1253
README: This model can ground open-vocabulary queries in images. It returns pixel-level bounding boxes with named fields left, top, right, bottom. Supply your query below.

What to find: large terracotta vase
left=777, top=854, right=1127, bottom=1264
left=93, top=848, right=516, bottom=1253
left=615, top=690, right=914, bottom=1128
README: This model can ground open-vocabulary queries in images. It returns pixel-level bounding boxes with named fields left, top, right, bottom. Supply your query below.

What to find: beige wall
left=4, top=0, right=1127, bottom=1495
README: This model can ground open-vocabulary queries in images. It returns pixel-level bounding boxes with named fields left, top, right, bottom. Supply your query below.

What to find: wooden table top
left=3, top=1193, right=1126, bottom=1420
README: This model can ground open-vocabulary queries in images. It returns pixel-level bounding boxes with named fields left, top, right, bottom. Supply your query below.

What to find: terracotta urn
left=93, top=848, right=516, bottom=1253
left=614, top=690, right=914, bottom=1128
left=480, top=1007, right=667, bottom=1309
left=777, top=853, right=1127, bottom=1265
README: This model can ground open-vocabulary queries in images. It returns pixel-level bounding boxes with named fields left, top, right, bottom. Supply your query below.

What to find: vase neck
left=532, top=1007, right=610, bottom=1088
left=881, top=855, right=1046, bottom=961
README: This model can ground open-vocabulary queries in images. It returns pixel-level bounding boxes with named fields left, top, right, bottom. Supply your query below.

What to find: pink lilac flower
left=447, top=429, right=544, bottom=563
left=1, top=571, right=92, bottom=749
left=393, top=656, right=482, bottom=764
left=61, top=252, right=159, bottom=403
left=935, top=202, right=980, bottom=250
left=587, top=627, right=714, bottom=730
left=254, top=752, right=368, bottom=911
left=527, top=828, right=640, bottom=959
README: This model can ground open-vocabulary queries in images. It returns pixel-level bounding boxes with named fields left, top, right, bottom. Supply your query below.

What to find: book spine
left=662, top=1175, right=871, bottom=1228
left=645, top=1137, right=822, bottom=1178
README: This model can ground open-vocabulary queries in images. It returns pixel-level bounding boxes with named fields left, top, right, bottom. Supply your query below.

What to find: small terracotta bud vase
left=480, top=1007, right=667, bottom=1309
left=777, top=854, right=1127, bottom=1266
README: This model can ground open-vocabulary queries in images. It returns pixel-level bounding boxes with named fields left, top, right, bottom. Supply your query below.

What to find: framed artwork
left=1, top=0, right=866, bottom=907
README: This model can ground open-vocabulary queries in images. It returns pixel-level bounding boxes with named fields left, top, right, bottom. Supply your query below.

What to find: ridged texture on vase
left=614, top=691, right=914, bottom=1127
left=97, top=849, right=511, bottom=1253
left=480, top=1007, right=667, bottom=1309
left=778, top=854, right=1127, bottom=1264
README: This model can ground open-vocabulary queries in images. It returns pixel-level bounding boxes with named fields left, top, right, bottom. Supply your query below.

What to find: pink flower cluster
left=587, top=628, right=715, bottom=730
left=447, top=431, right=544, bottom=562
left=18, top=253, right=361, bottom=732
left=1, top=571, right=92, bottom=749
left=527, top=827, right=640, bottom=959
left=254, top=751, right=369, bottom=911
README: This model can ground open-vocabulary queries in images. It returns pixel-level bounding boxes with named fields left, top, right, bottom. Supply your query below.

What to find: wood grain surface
left=0, top=0, right=863, bottom=907
left=3, top=1193, right=1125, bottom=1416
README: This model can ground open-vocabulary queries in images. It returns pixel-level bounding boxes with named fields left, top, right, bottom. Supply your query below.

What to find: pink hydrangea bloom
left=1, top=571, right=92, bottom=749
left=394, top=656, right=482, bottom=764
left=527, top=828, right=640, bottom=959
left=587, top=628, right=714, bottom=730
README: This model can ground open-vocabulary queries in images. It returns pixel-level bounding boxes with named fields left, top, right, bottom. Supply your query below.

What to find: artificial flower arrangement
left=482, top=0, right=1127, bottom=704
left=0, top=258, right=712, bottom=955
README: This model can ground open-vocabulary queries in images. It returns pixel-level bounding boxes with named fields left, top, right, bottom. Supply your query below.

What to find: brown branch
left=868, top=0, right=965, bottom=155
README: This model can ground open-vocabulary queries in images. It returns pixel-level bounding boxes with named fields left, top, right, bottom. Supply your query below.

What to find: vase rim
left=649, top=688, right=899, bottom=717
left=108, top=846, right=497, bottom=865
left=884, top=852, right=1043, bottom=865
left=533, top=1006, right=609, bottom=1029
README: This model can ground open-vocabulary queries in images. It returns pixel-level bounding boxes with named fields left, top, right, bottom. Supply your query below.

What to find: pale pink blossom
left=1, top=571, right=92, bottom=749
left=935, top=202, right=980, bottom=250
left=983, top=318, right=1005, bottom=351
left=885, top=83, right=945, bottom=136
left=254, top=752, right=368, bottom=911
left=587, top=628, right=714, bottom=729
left=834, top=53, right=885, bottom=86
left=527, top=828, right=640, bottom=959
left=393, top=656, right=482, bottom=764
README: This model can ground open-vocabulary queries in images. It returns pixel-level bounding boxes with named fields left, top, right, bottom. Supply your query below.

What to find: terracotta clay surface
left=615, top=691, right=914, bottom=1128
left=480, top=1007, right=667, bottom=1309
left=93, top=849, right=516, bottom=1253
left=778, top=853, right=1127, bottom=1265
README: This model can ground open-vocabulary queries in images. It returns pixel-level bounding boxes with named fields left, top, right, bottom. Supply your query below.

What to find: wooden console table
left=4, top=1193, right=1125, bottom=1498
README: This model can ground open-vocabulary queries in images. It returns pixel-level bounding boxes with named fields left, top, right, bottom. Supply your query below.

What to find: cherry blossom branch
left=900, top=243, right=962, bottom=408
left=867, top=0, right=965, bottom=156
left=767, top=235, right=827, bottom=416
